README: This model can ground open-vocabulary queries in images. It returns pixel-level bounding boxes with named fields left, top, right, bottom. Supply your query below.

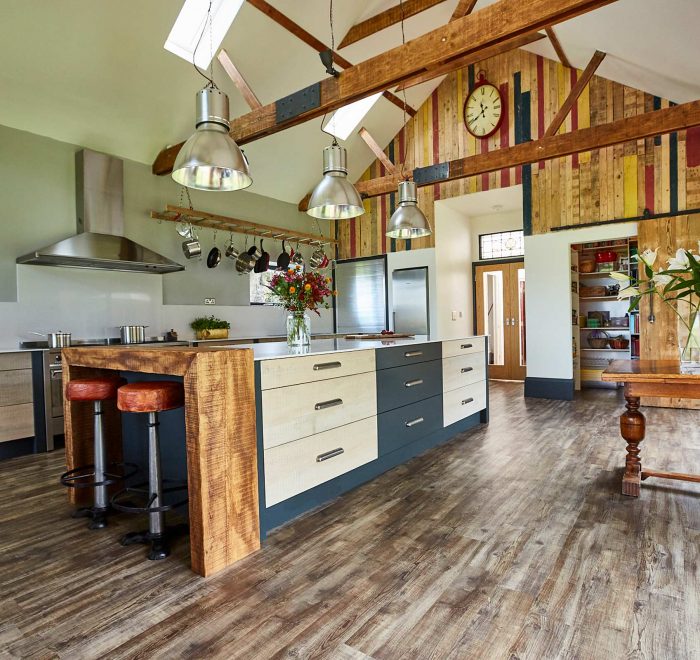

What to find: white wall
left=386, top=248, right=438, bottom=335
left=524, top=222, right=637, bottom=380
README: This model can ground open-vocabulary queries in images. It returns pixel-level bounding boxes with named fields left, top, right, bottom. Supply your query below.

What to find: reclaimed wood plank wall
left=337, top=48, right=700, bottom=259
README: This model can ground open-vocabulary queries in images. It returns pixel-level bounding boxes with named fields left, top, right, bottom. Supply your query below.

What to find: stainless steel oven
left=43, top=349, right=64, bottom=450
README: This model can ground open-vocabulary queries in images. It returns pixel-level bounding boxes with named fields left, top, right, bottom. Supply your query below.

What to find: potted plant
left=612, top=244, right=700, bottom=366
left=190, top=315, right=231, bottom=340
left=266, top=269, right=337, bottom=347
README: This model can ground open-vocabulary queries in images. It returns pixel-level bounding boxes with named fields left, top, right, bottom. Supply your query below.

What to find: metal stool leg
left=147, top=411, right=168, bottom=560
left=90, top=400, right=108, bottom=529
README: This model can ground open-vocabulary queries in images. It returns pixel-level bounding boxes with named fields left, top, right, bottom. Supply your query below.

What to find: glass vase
left=679, top=312, right=700, bottom=369
left=287, top=311, right=310, bottom=348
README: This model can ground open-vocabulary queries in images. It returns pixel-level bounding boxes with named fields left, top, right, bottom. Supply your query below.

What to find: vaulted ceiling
left=0, top=0, right=698, bottom=205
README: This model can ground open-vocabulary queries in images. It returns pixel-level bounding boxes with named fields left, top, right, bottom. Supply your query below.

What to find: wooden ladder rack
left=151, top=205, right=338, bottom=246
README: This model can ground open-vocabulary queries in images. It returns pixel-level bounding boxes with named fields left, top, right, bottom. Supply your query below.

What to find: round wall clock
left=463, top=71, right=504, bottom=139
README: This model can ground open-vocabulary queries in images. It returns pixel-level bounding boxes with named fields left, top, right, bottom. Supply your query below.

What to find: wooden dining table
left=602, top=360, right=700, bottom=496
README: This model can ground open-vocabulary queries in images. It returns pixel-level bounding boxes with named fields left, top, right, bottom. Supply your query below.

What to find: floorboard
left=1, top=382, right=699, bottom=659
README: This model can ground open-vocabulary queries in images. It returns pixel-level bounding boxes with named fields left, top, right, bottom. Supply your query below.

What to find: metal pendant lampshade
left=386, top=180, right=432, bottom=239
left=172, top=87, right=252, bottom=192
left=307, top=144, right=365, bottom=220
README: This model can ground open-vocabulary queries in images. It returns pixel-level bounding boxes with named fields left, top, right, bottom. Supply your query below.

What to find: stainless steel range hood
left=17, top=149, right=184, bottom=274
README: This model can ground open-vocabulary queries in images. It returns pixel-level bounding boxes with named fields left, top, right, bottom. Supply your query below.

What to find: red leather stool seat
left=117, top=381, right=184, bottom=413
left=66, top=377, right=126, bottom=402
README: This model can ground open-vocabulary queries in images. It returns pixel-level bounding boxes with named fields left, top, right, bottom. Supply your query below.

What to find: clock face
left=464, top=83, right=503, bottom=138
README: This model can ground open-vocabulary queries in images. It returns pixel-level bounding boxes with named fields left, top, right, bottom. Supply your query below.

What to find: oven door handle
left=50, top=369, right=63, bottom=380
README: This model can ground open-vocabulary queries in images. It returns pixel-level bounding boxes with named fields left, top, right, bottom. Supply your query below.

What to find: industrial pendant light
left=307, top=140, right=365, bottom=220
left=385, top=0, right=431, bottom=239
left=171, top=1, right=252, bottom=191
left=386, top=180, right=431, bottom=239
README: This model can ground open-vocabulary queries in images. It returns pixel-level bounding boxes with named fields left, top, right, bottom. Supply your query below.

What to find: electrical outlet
left=451, top=310, right=458, bottom=321
left=204, top=298, right=216, bottom=305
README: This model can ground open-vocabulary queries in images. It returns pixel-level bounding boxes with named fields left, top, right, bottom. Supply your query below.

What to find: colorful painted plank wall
left=336, top=47, right=700, bottom=259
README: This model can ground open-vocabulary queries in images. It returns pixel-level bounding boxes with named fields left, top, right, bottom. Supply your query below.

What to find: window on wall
left=479, top=230, right=524, bottom=260
left=249, top=263, right=278, bottom=305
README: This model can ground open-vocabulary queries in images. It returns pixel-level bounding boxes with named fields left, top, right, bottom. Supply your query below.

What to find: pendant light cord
left=399, top=0, right=409, bottom=181
left=193, top=1, right=216, bottom=89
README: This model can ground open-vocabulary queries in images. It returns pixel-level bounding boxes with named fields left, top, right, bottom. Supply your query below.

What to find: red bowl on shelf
left=595, top=250, right=617, bottom=263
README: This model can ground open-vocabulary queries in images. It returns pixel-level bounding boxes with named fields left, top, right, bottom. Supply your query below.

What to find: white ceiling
left=0, top=0, right=698, bottom=206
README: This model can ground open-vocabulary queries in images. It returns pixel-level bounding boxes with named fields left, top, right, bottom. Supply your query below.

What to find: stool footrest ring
left=110, top=480, right=188, bottom=515
left=60, top=462, right=138, bottom=489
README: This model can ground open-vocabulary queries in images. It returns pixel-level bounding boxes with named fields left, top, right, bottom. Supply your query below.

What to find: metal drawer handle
left=313, top=361, right=342, bottom=371
left=404, top=379, right=424, bottom=388
left=50, top=369, right=63, bottom=380
left=460, top=343, right=473, bottom=349
left=461, top=397, right=474, bottom=406
left=317, top=447, right=344, bottom=462
left=461, top=367, right=474, bottom=373
left=315, top=398, right=343, bottom=410
left=404, top=351, right=423, bottom=358
left=405, top=417, right=424, bottom=428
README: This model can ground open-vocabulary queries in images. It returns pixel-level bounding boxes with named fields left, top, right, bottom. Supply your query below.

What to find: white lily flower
left=652, top=273, right=673, bottom=288
left=617, top=286, right=640, bottom=299
left=609, top=271, right=631, bottom=282
left=638, top=249, right=657, bottom=268
left=668, top=248, right=690, bottom=271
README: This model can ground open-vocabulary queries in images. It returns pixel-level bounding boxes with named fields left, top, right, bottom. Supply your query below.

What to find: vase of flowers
left=611, top=244, right=700, bottom=368
left=266, top=269, right=337, bottom=347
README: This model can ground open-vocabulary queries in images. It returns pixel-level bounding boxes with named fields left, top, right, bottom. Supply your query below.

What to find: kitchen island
left=62, top=336, right=488, bottom=576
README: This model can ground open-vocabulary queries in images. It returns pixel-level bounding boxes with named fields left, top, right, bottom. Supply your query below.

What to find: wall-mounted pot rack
left=151, top=205, right=338, bottom=246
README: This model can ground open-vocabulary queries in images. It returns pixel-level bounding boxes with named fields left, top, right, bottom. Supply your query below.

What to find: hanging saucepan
left=235, top=236, right=257, bottom=273
left=182, top=225, right=201, bottom=259
left=247, top=237, right=262, bottom=261
left=225, top=234, right=239, bottom=261
left=254, top=239, right=270, bottom=273
left=292, top=242, right=304, bottom=267
left=309, top=244, right=326, bottom=269
left=277, top=240, right=290, bottom=270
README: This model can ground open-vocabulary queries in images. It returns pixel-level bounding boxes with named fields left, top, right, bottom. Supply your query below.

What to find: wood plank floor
left=2, top=382, right=700, bottom=659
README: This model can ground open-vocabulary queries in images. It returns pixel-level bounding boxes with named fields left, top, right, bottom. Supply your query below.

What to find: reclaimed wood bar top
left=62, top=344, right=260, bottom=577
left=602, top=359, right=700, bottom=387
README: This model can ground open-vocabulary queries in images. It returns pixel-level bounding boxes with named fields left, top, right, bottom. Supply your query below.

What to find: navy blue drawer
left=376, top=359, right=442, bottom=414
left=377, top=394, right=443, bottom=456
left=375, top=341, right=441, bottom=371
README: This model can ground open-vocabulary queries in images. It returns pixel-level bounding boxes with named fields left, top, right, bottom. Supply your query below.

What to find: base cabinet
left=0, top=353, right=34, bottom=444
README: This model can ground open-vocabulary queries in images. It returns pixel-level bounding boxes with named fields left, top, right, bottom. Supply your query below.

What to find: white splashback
left=0, top=265, right=333, bottom=348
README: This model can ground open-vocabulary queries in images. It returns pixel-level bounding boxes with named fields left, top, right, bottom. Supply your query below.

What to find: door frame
left=471, top=257, right=525, bottom=335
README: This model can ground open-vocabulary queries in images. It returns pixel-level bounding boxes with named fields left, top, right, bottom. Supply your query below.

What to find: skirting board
left=524, top=377, right=574, bottom=401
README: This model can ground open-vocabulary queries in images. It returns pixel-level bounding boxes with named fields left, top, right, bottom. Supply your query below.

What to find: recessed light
left=165, top=0, right=245, bottom=70
left=323, top=93, right=383, bottom=141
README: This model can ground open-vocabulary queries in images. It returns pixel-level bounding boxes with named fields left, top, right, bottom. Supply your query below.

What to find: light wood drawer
left=0, top=352, right=31, bottom=371
left=442, top=337, right=485, bottom=359
left=443, top=380, right=487, bottom=427
left=264, top=416, right=378, bottom=506
left=442, top=353, right=486, bottom=393
left=259, top=349, right=375, bottom=390
left=0, top=403, right=34, bottom=443
left=261, top=372, right=377, bottom=448
left=0, top=369, right=33, bottom=407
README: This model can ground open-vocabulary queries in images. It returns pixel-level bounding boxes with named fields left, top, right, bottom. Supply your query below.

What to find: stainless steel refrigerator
left=334, top=256, right=388, bottom=334
left=392, top=267, right=429, bottom=334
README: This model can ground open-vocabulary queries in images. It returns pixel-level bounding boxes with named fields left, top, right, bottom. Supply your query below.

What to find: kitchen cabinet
left=0, top=352, right=34, bottom=443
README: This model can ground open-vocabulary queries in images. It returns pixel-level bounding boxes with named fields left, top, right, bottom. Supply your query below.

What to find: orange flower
left=289, top=286, right=296, bottom=293
left=332, top=290, right=338, bottom=296
left=304, top=283, right=312, bottom=291
left=325, top=277, right=331, bottom=283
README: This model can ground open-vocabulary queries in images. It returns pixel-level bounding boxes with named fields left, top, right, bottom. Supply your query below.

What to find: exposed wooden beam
left=395, top=31, right=545, bottom=91
left=246, top=0, right=415, bottom=118
left=451, top=0, right=479, bottom=20
left=359, top=127, right=397, bottom=174
left=545, top=26, right=572, bottom=68
left=153, top=0, right=617, bottom=175
left=217, top=49, right=262, bottom=111
left=544, top=50, right=606, bottom=137
left=338, top=0, right=448, bottom=49
left=353, top=99, right=700, bottom=199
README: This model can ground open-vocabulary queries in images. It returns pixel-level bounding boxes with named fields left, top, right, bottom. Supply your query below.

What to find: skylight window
left=323, top=93, right=383, bottom=141
left=164, top=0, right=244, bottom=70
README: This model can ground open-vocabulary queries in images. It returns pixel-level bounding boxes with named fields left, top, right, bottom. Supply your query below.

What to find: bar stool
left=111, top=381, right=188, bottom=561
left=60, top=376, right=135, bottom=529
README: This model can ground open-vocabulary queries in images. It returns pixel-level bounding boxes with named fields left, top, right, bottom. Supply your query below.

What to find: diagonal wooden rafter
left=153, top=0, right=617, bottom=176
left=245, top=0, right=415, bottom=118
left=451, top=0, right=479, bottom=20
left=350, top=99, right=700, bottom=200
left=217, top=49, right=262, bottom=110
left=358, top=127, right=397, bottom=174
left=395, top=31, right=545, bottom=92
left=338, top=0, right=448, bottom=50
left=545, top=26, right=572, bottom=68
left=544, top=50, right=606, bottom=137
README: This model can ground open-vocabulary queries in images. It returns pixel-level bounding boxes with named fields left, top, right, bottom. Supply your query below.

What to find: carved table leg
left=620, top=389, right=645, bottom=497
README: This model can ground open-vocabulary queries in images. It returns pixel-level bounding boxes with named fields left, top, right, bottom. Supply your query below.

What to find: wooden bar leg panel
left=620, top=392, right=645, bottom=497
left=183, top=351, right=260, bottom=577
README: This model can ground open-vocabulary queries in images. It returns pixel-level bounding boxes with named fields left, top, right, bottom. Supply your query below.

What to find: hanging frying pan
left=276, top=240, right=290, bottom=270
left=254, top=240, right=270, bottom=273
left=207, top=245, right=221, bottom=268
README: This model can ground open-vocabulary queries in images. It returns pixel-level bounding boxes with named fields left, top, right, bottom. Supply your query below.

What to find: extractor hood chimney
left=17, top=149, right=184, bottom=274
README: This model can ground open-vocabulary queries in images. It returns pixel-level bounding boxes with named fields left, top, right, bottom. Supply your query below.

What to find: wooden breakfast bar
left=602, top=359, right=700, bottom=497
left=62, top=345, right=260, bottom=577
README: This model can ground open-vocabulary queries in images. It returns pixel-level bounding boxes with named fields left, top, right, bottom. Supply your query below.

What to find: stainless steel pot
left=309, top=245, right=326, bottom=269
left=182, top=237, right=202, bottom=259
left=119, top=325, right=148, bottom=344
left=48, top=332, right=71, bottom=348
